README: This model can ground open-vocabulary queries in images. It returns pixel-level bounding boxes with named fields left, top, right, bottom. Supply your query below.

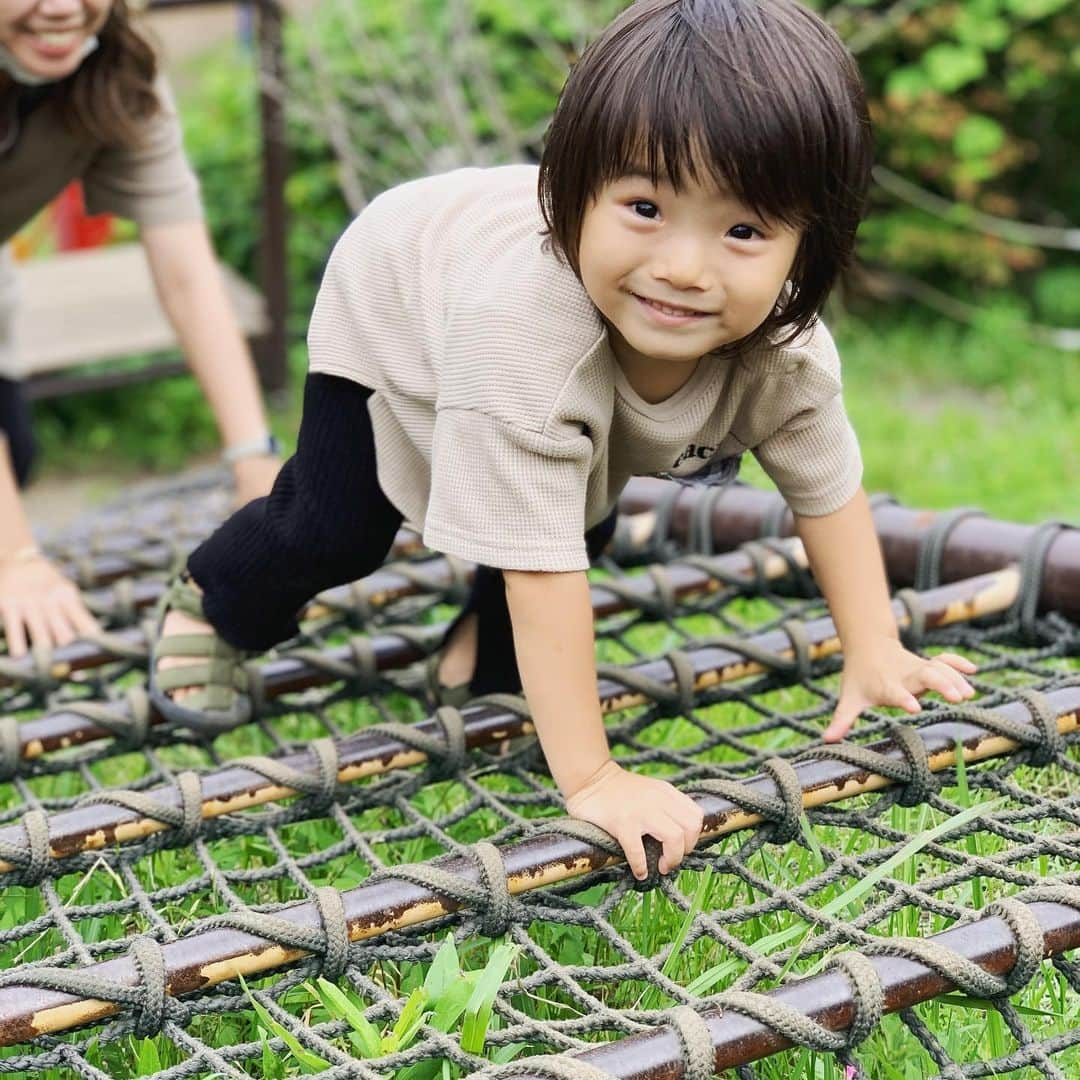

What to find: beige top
left=309, top=165, right=863, bottom=572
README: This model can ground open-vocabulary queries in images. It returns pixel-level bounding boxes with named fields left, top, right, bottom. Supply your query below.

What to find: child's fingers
left=43, top=602, right=77, bottom=648
left=934, top=652, right=978, bottom=675
left=884, top=684, right=922, bottom=714
left=67, top=594, right=101, bottom=639
left=677, top=802, right=705, bottom=853
left=618, top=830, right=649, bottom=881
left=23, top=606, right=51, bottom=655
left=824, top=696, right=864, bottom=742
left=909, top=661, right=972, bottom=702
left=655, top=818, right=689, bottom=875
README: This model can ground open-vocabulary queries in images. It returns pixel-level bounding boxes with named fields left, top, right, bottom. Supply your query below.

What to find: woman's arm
left=140, top=220, right=280, bottom=503
left=504, top=568, right=703, bottom=879
left=0, top=439, right=98, bottom=656
left=795, top=488, right=977, bottom=740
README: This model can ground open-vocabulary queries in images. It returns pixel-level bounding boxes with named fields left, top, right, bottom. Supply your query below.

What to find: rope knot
left=665, top=1005, right=714, bottom=1080
left=0, top=808, right=51, bottom=884
left=79, top=770, right=204, bottom=846
left=1012, top=688, right=1063, bottom=766
left=982, top=897, right=1045, bottom=997
left=131, top=935, right=168, bottom=1037
left=887, top=722, right=940, bottom=807
left=828, top=951, right=883, bottom=1047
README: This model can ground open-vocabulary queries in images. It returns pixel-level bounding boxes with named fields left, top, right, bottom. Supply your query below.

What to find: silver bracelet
left=222, top=434, right=282, bottom=466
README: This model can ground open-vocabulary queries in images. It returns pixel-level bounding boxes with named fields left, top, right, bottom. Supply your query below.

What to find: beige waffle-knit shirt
left=308, top=165, right=863, bottom=572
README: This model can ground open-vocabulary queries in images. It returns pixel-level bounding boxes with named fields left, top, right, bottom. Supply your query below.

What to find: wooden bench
left=15, top=245, right=270, bottom=400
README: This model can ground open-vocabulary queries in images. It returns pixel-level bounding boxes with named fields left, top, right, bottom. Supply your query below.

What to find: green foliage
left=835, top=0, right=1078, bottom=307
left=174, top=0, right=1078, bottom=334
left=268, top=935, right=524, bottom=1076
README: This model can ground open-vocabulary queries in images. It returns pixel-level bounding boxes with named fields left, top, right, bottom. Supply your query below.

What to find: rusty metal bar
left=0, top=556, right=458, bottom=692
left=618, top=478, right=1080, bottom=618
left=5, top=542, right=804, bottom=763
left=511, top=899, right=1080, bottom=1079
left=0, top=682, right=1075, bottom=1044
left=50, top=526, right=424, bottom=591
left=0, top=567, right=1027, bottom=871
left=253, top=0, right=289, bottom=396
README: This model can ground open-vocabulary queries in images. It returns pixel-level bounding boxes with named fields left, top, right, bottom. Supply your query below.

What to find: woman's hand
left=0, top=551, right=100, bottom=658
left=826, top=635, right=977, bottom=742
left=231, top=454, right=281, bottom=507
left=566, top=759, right=705, bottom=880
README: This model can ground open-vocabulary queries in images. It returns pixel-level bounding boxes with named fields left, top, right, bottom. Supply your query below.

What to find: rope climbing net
left=0, top=473, right=1076, bottom=1080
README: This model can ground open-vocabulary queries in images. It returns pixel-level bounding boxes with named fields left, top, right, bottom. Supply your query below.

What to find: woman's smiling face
left=0, top=0, right=112, bottom=81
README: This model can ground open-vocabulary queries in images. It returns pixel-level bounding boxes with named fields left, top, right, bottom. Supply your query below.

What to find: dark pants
left=188, top=374, right=614, bottom=695
left=0, top=377, right=35, bottom=487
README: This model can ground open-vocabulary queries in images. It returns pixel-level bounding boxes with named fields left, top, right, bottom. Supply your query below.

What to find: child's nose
left=651, top=236, right=710, bottom=292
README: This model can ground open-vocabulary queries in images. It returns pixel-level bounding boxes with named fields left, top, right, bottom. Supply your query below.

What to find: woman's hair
left=539, top=0, right=873, bottom=346
left=56, top=0, right=160, bottom=148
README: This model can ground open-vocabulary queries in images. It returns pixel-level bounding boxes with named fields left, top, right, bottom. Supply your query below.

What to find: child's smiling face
left=578, top=167, right=802, bottom=378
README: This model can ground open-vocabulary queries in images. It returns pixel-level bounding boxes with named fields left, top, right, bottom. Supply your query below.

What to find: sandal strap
left=424, top=651, right=471, bottom=709
left=150, top=573, right=254, bottom=736
left=161, top=575, right=209, bottom=621
left=154, top=633, right=247, bottom=662
left=155, top=659, right=248, bottom=696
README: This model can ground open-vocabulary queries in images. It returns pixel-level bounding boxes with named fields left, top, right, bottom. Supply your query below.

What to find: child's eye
left=728, top=223, right=762, bottom=241
left=629, top=200, right=660, bottom=220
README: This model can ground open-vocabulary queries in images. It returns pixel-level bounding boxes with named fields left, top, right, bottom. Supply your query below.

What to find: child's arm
left=504, top=568, right=704, bottom=880
left=795, top=489, right=977, bottom=741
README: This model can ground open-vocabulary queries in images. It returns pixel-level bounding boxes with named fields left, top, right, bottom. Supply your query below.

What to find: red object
left=52, top=182, right=114, bottom=250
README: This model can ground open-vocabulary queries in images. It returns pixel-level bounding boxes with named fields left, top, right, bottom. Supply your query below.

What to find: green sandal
left=149, top=574, right=254, bottom=737
left=424, top=650, right=472, bottom=709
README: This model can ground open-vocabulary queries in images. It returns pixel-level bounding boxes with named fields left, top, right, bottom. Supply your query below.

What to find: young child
left=152, top=0, right=977, bottom=881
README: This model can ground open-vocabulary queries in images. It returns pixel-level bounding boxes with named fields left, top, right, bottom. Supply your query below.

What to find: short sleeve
left=752, top=394, right=863, bottom=516
left=82, top=77, right=203, bottom=226
left=423, top=407, right=593, bottom=571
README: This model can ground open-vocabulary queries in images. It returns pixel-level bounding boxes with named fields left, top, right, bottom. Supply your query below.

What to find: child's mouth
left=632, top=293, right=711, bottom=326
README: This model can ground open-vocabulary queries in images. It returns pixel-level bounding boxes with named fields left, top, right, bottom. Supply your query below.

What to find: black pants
left=0, top=377, right=35, bottom=487
left=188, top=374, right=615, bottom=695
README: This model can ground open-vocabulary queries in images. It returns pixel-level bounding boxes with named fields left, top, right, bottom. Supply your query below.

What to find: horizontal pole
left=0, top=566, right=1018, bottom=871
left=5, top=543, right=803, bottom=766
left=0, top=681, right=1075, bottom=1044
left=512, top=899, right=1080, bottom=1079
left=618, top=478, right=1080, bottom=618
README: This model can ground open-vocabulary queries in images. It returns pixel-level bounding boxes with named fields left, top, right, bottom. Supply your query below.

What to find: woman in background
left=0, top=0, right=280, bottom=657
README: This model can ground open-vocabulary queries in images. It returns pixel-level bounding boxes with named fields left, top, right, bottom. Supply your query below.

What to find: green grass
left=0, top=595, right=1076, bottom=1078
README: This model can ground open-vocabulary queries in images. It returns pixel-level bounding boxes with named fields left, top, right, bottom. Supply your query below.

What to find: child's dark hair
left=539, top=0, right=872, bottom=346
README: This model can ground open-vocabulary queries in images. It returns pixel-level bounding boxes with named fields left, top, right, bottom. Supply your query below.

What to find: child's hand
left=565, top=759, right=704, bottom=880
left=827, top=635, right=977, bottom=742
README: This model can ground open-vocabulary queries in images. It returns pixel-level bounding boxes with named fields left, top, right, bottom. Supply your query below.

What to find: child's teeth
left=37, top=32, right=77, bottom=45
